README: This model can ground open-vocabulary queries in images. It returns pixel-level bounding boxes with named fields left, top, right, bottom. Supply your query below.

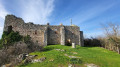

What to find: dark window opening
left=66, top=39, right=71, bottom=46
left=55, top=31, right=58, bottom=34
left=36, top=40, right=38, bottom=43
left=8, top=26, right=12, bottom=33
left=35, top=30, right=37, bottom=35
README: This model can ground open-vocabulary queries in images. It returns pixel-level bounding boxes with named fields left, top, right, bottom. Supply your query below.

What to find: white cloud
left=0, top=26, right=3, bottom=38
left=0, top=0, right=9, bottom=38
left=0, top=0, right=9, bottom=19
left=0, top=0, right=55, bottom=38
left=0, top=26, right=3, bottom=30
left=0, top=26, right=3, bottom=35
left=20, top=0, right=55, bottom=24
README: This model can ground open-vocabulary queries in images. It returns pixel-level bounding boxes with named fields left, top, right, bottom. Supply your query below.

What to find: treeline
left=84, top=23, right=120, bottom=54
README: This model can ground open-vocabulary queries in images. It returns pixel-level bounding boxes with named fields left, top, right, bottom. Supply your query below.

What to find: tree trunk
left=117, top=46, right=120, bottom=54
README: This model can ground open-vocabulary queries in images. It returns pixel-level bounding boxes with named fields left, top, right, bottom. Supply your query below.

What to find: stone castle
left=3, top=15, right=84, bottom=46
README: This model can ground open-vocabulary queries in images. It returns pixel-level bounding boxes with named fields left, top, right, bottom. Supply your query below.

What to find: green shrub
left=22, top=35, right=31, bottom=44
left=0, top=39, right=3, bottom=49
left=8, top=31, right=22, bottom=43
left=69, top=58, right=82, bottom=64
left=0, top=31, right=23, bottom=47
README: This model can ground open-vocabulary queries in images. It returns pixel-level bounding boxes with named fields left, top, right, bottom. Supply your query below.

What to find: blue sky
left=0, top=0, right=120, bottom=38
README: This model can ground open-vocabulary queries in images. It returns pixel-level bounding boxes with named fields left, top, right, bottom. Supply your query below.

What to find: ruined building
left=3, top=15, right=84, bottom=46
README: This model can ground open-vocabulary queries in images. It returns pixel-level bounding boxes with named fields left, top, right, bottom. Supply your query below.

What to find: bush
left=0, top=40, right=3, bottom=49
left=0, top=30, right=43, bottom=66
left=8, top=31, right=22, bottom=43
left=101, top=23, right=120, bottom=54
left=84, top=37, right=101, bottom=47
left=69, top=58, right=82, bottom=64
left=22, top=35, right=31, bottom=44
left=0, top=41, right=43, bottom=66
left=0, top=31, right=22, bottom=48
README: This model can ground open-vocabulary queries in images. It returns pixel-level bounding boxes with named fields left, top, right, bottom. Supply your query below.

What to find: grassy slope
left=19, top=45, right=120, bottom=67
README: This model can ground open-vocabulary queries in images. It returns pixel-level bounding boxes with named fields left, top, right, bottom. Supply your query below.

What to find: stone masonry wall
left=60, top=26, right=65, bottom=45
left=3, top=15, right=84, bottom=46
left=4, top=15, right=46, bottom=46
left=47, top=26, right=61, bottom=45
left=65, top=26, right=80, bottom=45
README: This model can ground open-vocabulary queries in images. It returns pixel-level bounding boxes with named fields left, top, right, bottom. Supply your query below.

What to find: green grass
left=18, top=45, right=120, bottom=67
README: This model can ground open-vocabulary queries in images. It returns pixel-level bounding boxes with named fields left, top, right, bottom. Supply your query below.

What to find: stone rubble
left=85, top=64, right=99, bottom=67
left=64, top=54, right=81, bottom=58
left=31, top=57, right=46, bottom=63
left=55, top=49, right=65, bottom=51
left=49, top=59, right=54, bottom=62
left=72, top=52, right=78, bottom=54
left=68, top=64, right=74, bottom=67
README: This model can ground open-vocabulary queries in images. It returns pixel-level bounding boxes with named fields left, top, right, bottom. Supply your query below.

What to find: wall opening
left=35, top=30, right=37, bottom=35
left=8, top=26, right=12, bottom=33
left=66, top=39, right=71, bottom=46
left=55, top=31, right=58, bottom=34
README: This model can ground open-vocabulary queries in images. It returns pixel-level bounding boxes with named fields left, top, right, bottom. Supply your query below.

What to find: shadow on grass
left=84, top=45, right=101, bottom=47
left=70, top=58, right=82, bottom=64
left=43, top=46, right=55, bottom=52
left=75, top=46, right=100, bottom=50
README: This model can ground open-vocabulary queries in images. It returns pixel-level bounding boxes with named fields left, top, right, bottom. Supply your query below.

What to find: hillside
left=18, top=45, right=120, bottom=67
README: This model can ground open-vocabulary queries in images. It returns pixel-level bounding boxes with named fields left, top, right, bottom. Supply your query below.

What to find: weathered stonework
left=60, top=26, right=65, bottom=45
left=80, top=31, right=84, bottom=46
left=3, top=15, right=84, bottom=46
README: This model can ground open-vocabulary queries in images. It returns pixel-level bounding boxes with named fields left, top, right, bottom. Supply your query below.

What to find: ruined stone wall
left=4, top=15, right=84, bottom=46
left=65, top=26, right=80, bottom=45
left=47, top=26, right=61, bottom=45
left=60, top=26, right=65, bottom=45
left=4, top=15, right=46, bottom=46
left=47, top=25, right=80, bottom=45
left=47, top=25, right=81, bottom=45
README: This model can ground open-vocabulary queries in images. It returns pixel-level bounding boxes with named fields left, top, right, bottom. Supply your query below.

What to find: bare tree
left=102, top=23, right=120, bottom=54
